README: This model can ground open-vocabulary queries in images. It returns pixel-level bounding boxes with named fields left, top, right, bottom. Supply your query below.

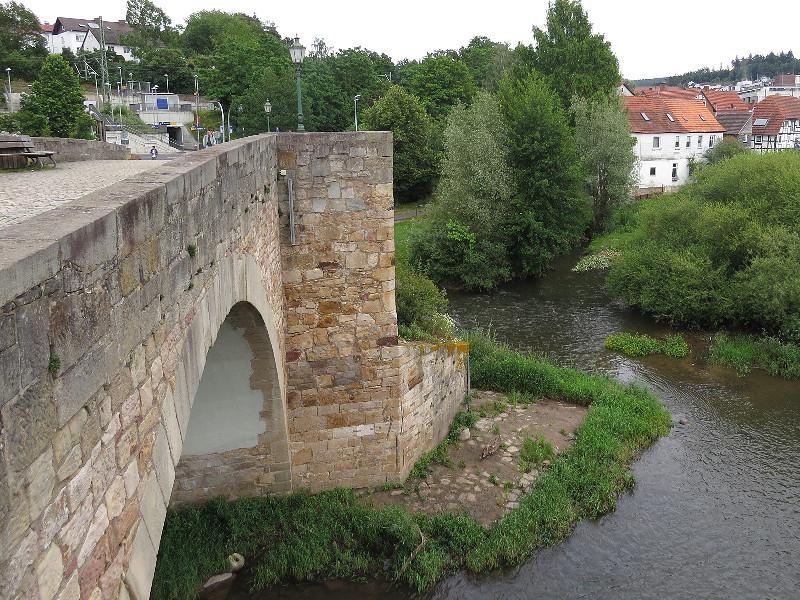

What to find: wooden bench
left=0, top=134, right=57, bottom=169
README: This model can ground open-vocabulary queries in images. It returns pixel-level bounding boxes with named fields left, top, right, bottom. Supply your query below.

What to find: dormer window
left=641, top=112, right=650, bottom=121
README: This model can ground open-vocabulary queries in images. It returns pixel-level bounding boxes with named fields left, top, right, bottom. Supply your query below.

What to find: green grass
left=709, top=333, right=800, bottom=379
left=407, top=410, right=478, bottom=479
left=518, top=434, right=555, bottom=472
left=152, top=331, right=671, bottom=598
left=605, top=333, right=690, bottom=358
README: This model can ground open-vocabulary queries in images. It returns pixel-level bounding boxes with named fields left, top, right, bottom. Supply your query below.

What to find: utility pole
left=97, top=16, right=110, bottom=105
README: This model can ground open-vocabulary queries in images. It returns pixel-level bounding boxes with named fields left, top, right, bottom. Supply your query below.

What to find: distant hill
left=656, top=51, right=799, bottom=86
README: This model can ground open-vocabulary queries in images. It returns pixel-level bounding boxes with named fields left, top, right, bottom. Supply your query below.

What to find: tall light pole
left=164, top=73, right=169, bottom=93
left=289, top=36, right=306, bottom=132
left=194, top=74, right=200, bottom=148
left=354, top=94, right=361, bottom=131
left=263, top=99, right=271, bottom=132
left=208, top=101, right=225, bottom=143
left=5, top=67, right=10, bottom=111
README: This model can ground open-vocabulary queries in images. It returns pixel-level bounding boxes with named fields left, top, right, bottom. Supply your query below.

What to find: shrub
left=395, top=263, right=453, bottom=340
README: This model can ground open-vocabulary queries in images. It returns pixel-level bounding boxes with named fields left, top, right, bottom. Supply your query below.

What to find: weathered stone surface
left=36, top=543, right=63, bottom=600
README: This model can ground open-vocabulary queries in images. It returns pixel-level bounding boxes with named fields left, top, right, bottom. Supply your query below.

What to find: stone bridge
left=0, top=133, right=468, bottom=600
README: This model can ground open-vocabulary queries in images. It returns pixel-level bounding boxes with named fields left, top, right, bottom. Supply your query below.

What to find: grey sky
left=28, top=0, right=800, bottom=80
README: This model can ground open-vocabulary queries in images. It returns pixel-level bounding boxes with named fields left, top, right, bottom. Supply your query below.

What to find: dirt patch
left=363, top=391, right=589, bottom=526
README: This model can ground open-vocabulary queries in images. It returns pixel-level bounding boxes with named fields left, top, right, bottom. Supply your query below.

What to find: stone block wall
left=31, top=137, right=131, bottom=162
left=0, top=135, right=285, bottom=600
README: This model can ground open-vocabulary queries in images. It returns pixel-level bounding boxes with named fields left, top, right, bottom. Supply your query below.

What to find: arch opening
left=170, top=301, right=291, bottom=507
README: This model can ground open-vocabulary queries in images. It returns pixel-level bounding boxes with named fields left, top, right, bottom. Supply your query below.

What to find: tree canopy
left=0, top=1, right=46, bottom=81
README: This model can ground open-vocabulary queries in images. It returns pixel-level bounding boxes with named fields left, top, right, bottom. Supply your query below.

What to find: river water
left=244, top=251, right=800, bottom=599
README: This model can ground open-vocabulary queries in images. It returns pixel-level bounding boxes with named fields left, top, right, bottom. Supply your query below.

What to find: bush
left=709, top=333, right=800, bottom=379
left=395, top=263, right=453, bottom=340
left=604, top=333, right=689, bottom=358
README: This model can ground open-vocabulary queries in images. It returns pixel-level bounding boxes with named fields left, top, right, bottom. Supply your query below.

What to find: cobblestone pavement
left=0, top=159, right=162, bottom=230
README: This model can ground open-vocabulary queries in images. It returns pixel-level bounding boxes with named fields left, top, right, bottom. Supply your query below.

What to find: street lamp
left=263, top=99, right=272, bottom=132
left=208, top=101, right=225, bottom=143
left=164, top=73, right=169, bottom=93
left=354, top=94, right=361, bottom=131
left=289, top=35, right=306, bottom=132
left=193, top=74, right=200, bottom=148
left=5, top=67, right=10, bottom=111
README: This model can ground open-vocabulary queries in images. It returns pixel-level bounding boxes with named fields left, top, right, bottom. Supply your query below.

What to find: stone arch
left=124, top=254, right=288, bottom=600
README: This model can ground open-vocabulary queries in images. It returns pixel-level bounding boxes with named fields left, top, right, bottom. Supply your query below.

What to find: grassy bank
left=709, top=333, right=800, bottom=379
left=152, top=332, right=671, bottom=599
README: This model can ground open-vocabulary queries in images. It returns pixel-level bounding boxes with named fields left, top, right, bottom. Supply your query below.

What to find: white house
left=43, top=17, right=136, bottom=62
left=736, top=75, right=800, bottom=105
left=624, top=96, right=725, bottom=193
left=750, top=95, right=800, bottom=151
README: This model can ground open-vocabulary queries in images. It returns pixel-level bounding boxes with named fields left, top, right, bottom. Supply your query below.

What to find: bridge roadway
left=0, top=159, right=161, bottom=229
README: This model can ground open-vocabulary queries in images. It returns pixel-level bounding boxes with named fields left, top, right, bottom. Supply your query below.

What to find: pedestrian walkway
left=0, top=159, right=161, bottom=229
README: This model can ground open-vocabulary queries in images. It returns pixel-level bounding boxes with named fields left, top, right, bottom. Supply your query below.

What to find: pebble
left=458, top=428, right=471, bottom=441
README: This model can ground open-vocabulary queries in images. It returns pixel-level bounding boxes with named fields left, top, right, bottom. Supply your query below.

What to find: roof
left=752, top=95, right=800, bottom=135
left=700, top=90, right=749, bottom=113
left=40, top=23, right=54, bottom=33
left=624, top=96, right=726, bottom=134
left=714, top=112, right=753, bottom=136
left=637, top=85, right=699, bottom=100
left=52, top=18, right=133, bottom=45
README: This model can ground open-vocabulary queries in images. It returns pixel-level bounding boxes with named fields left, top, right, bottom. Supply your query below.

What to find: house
left=624, top=96, right=725, bottom=193
left=636, top=84, right=699, bottom=100
left=736, top=75, right=800, bottom=104
left=699, top=89, right=752, bottom=145
left=750, top=95, right=800, bottom=151
left=44, top=17, right=136, bottom=62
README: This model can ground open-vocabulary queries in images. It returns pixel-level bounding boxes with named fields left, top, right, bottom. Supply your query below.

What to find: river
left=242, top=251, right=800, bottom=599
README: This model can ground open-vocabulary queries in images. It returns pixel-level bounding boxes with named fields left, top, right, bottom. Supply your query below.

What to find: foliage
left=408, top=92, right=514, bottom=290
left=19, top=54, right=95, bottom=138
left=605, top=333, right=690, bottom=358
left=458, top=36, right=513, bottom=92
left=665, top=50, right=800, bottom=87
left=571, top=249, right=620, bottom=272
left=0, top=1, right=47, bottom=80
left=519, top=434, right=555, bottom=472
left=152, top=332, right=670, bottom=598
left=709, top=333, right=800, bottom=379
left=361, top=85, right=437, bottom=203
left=123, top=0, right=177, bottom=56
left=406, top=53, right=477, bottom=121
left=395, top=263, right=454, bottom=341
left=571, top=93, right=637, bottom=232
left=497, top=71, right=591, bottom=278
left=607, top=152, right=800, bottom=341
left=520, top=0, right=621, bottom=109
left=408, top=410, right=478, bottom=480
left=702, top=136, right=749, bottom=166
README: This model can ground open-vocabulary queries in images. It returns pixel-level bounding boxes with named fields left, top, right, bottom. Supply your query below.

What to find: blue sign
left=156, top=98, right=168, bottom=109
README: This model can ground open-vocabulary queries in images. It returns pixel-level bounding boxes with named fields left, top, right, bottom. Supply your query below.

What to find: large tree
left=571, top=93, right=637, bottom=232
left=0, top=1, right=47, bottom=81
left=409, top=91, right=514, bottom=289
left=498, top=70, right=591, bottom=277
left=20, top=54, right=94, bottom=138
left=123, top=0, right=176, bottom=56
left=524, top=0, right=620, bottom=109
left=406, top=53, right=477, bottom=121
left=361, top=85, right=437, bottom=204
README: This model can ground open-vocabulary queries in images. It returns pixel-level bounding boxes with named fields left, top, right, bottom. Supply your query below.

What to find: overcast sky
left=26, top=0, right=800, bottom=81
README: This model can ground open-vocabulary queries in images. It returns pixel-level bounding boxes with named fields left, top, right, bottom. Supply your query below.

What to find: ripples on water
left=243, top=252, right=800, bottom=600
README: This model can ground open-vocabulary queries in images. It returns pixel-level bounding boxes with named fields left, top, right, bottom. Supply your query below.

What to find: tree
left=571, top=93, right=637, bottom=232
left=123, top=0, right=176, bottom=56
left=20, top=54, right=94, bottom=138
left=524, top=0, right=621, bottom=109
left=361, top=85, right=437, bottom=203
left=408, top=92, right=514, bottom=289
left=0, top=1, right=47, bottom=80
left=497, top=71, right=591, bottom=277
left=406, top=53, right=477, bottom=120
left=703, top=136, right=749, bottom=166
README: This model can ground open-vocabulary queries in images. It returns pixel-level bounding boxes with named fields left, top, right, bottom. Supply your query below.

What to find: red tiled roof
left=624, top=97, right=725, bottom=134
left=40, top=23, right=54, bottom=33
left=752, top=95, right=800, bottom=135
left=701, top=90, right=749, bottom=113
left=638, top=86, right=699, bottom=100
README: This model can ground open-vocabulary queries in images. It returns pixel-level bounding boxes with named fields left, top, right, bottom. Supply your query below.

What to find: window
left=75, top=35, right=82, bottom=41
left=686, top=137, right=691, bottom=148
left=123, top=47, right=130, bottom=53
left=675, top=136, right=680, bottom=148
left=641, top=112, right=650, bottom=121
left=667, top=113, right=675, bottom=122
left=699, top=115, right=707, bottom=121
left=650, top=167, right=656, bottom=176
left=755, top=135, right=762, bottom=144
left=653, top=136, right=660, bottom=149
left=754, top=117, right=769, bottom=126
left=697, top=135, right=703, bottom=147
left=672, top=163, right=678, bottom=181
left=709, top=136, right=715, bottom=148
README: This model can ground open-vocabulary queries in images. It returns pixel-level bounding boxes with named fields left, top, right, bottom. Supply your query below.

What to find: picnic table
left=0, top=134, right=57, bottom=169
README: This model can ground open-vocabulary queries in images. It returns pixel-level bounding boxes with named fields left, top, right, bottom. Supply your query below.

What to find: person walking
left=150, top=146, right=158, bottom=159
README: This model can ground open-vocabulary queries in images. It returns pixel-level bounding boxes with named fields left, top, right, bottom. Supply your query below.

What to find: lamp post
left=164, top=73, right=169, bottom=93
left=354, top=94, right=361, bottom=131
left=263, top=99, right=271, bottom=132
left=128, top=71, right=133, bottom=97
left=289, top=36, right=306, bottom=132
left=208, top=101, right=225, bottom=143
left=193, top=74, right=200, bottom=148
left=5, top=67, right=10, bottom=111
